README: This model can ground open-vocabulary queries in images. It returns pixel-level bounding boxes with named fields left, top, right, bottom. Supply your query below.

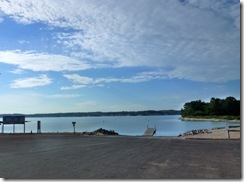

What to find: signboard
left=3, top=116, right=25, bottom=124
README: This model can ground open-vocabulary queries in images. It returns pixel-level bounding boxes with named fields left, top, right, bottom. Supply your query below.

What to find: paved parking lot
left=0, top=134, right=241, bottom=179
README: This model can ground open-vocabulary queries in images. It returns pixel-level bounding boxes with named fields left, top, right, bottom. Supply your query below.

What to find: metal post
left=37, top=121, right=41, bottom=133
left=72, top=122, right=76, bottom=134
left=24, top=122, right=25, bottom=133
left=13, top=124, right=15, bottom=134
left=2, top=124, right=4, bottom=134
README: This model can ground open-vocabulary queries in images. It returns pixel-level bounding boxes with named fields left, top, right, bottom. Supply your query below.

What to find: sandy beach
left=180, top=117, right=240, bottom=122
left=0, top=129, right=241, bottom=179
left=180, top=127, right=240, bottom=139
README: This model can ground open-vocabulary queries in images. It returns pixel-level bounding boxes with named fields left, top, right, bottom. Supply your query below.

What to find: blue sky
left=0, top=0, right=240, bottom=114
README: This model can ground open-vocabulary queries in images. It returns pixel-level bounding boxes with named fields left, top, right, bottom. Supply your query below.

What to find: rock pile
left=178, top=129, right=212, bottom=137
left=81, top=128, right=119, bottom=136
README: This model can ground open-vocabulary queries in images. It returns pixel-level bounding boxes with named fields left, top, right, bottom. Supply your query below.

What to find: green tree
left=223, top=97, right=240, bottom=116
left=208, top=97, right=224, bottom=115
left=181, top=100, right=207, bottom=116
left=181, top=96, right=240, bottom=117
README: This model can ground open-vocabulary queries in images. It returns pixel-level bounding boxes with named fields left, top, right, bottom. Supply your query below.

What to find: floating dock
left=143, top=127, right=156, bottom=136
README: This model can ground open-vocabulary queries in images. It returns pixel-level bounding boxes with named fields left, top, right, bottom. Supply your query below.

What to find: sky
left=0, top=0, right=240, bottom=114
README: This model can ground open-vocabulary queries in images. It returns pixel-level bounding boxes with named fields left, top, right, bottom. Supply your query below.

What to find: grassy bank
left=181, top=115, right=240, bottom=122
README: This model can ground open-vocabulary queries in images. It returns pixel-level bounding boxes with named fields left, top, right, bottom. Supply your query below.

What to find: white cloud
left=0, top=0, right=240, bottom=82
left=9, top=68, right=24, bottom=74
left=45, top=94, right=81, bottom=99
left=63, top=74, right=94, bottom=85
left=0, top=50, right=91, bottom=72
left=60, top=85, right=87, bottom=90
left=62, top=71, right=169, bottom=89
left=10, top=74, right=52, bottom=88
left=186, top=0, right=240, bottom=28
left=119, top=71, right=168, bottom=83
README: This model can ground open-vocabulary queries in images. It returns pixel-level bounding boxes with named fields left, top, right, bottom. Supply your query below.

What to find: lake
left=1, top=115, right=240, bottom=136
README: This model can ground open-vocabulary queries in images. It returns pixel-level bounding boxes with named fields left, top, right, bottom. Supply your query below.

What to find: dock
left=143, top=127, right=156, bottom=136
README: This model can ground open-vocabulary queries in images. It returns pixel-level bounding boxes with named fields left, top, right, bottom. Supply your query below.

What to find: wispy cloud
left=45, top=94, right=81, bottom=99
left=9, top=68, right=24, bottom=74
left=10, top=74, right=52, bottom=88
left=0, top=50, right=91, bottom=72
left=0, top=0, right=240, bottom=114
left=60, top=85, right=87, bottom=91
left=63, top=74, right=95, bottom=85
left=62, top=71, right=169, bottom=89
left=0, top=0, right=240, bottom=82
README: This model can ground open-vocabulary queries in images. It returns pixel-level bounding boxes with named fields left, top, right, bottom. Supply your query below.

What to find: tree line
left=4, top=110, right=180, bottom=118
left=181, top=96, right=240, bottom=117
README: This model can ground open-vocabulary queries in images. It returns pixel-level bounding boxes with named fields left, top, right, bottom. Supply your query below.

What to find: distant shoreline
left=0, top=110, right=181, bottom=117
left=180, top=117, right=240, bottom=122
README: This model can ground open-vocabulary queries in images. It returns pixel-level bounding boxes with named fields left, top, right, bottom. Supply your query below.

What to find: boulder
left=81, top=128, right=119, bottom=136
left=178, top=129, right=212, bottom=137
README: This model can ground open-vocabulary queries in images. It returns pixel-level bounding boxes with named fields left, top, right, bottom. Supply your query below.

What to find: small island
left=181, top=96, right=240, bottom=122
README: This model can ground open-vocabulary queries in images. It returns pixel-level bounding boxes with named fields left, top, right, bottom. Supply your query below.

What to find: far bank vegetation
left=181, top=96, right=240, bottom=121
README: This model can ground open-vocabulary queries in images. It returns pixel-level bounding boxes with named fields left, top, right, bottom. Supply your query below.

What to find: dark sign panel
left=3, top=116, right=25, bottom=124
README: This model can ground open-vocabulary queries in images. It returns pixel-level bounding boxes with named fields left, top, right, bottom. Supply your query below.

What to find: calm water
left=1, top=115, right=240, bottom=136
